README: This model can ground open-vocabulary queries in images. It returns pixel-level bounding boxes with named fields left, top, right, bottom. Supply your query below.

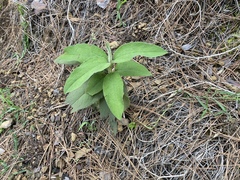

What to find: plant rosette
left=55, top=42, right=167, bottom=133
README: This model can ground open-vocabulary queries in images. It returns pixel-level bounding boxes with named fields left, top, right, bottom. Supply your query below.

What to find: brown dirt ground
left=0, top=0, right=240, bottom=179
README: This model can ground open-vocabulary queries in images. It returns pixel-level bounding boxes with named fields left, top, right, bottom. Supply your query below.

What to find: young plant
left=17, top=4, right=29, bottom=59
left=116, top=0, right=127, bottom=26
left=55, top=42, right=167, bottom=133
left=0, top=88, right=21, bottom=134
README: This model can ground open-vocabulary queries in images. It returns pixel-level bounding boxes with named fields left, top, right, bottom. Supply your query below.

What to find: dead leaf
left=39, top=176, right=48, bottom=180
left=69, top=17, right=81, bottom=22
left=117, top=124, right=123, bottom=132
left=99, top=171, right=111, bottom=180
left=226, top=78, right=240, bottom=92
left=118, top=118, right=129, bottom=126
left=109, top=41, right=119, bottom=49
left=0, top=119, right=12, bottom=129
left=154, top=79, right=161, bottom=85
left=65, top=151, right=75, bottom=162
left=43, top=144, right=49, bottom=151
left=226, top=78, right=240, bottom=89
left=210, top=76, right=217, bottom=81
left=68, top=13, right=81, bottom=22
left=130, top=82, right=142, bottom=89
left=71, top=132, right=77, bottom=142
left=21, top=176, right=28, bottom=180
left=181, top=44, right=193, bottom=51
left=54, top=130, right=63, bottom=146
left=138, top=22, right=147, bottom=29
left=41, top=166, right=48, bottom=173
left=31, top=0, right=47, bottom=15
left=75, top=147, right=92, bottom=159
left=55, top=158, right=65, bottom=168
left=154, top=0, right=159, bottom=4
left=97, top=0, right=110, bottom=9
left=131, top=76, right=142, bottom=80
left=0, top=148, right=5, bottom=155
left=218, top=60, right=225, bottom=66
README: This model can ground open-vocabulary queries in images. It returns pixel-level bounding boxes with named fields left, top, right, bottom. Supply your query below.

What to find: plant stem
left=106, top=42, right=115, bottom=73
left=106, top=42, right=112, bottom=63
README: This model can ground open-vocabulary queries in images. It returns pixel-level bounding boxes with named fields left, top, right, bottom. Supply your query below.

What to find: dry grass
left=0, top=0, right=240, bottom=179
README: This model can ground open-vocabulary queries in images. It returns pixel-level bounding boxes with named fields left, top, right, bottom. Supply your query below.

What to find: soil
left=0, top=0, right=240, bottom=179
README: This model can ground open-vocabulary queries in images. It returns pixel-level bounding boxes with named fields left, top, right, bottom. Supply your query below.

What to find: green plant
left=0, top=88, right=21, bottom=133
left=55, top=42, right=167, bottom=133
left=0, top=160, right=9, bottom=175
left=116, top=0, right=127, bottom=26
left=78, top=121, right=97, bottom=131
left=14, top=4, right=29, bottom=60
left=128, top=122, right=136, bottom=130
left=183, top=89, right=239, bottom=119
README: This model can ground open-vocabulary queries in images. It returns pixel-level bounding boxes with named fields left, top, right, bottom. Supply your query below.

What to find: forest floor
left=0, top=0, right=240, bottom=179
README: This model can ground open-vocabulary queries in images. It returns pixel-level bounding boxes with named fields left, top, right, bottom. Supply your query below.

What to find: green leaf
left=55, top=43, right=108, bottom=64
left=116, top=60, right=152, bottom=77
left=66, top=87, right=103, bottom=112
left=103, top=72, right=124, bottom=120
left=98, top=98, right=118, bottom=135
left=86, top=73, right=105, bottom=96
left=214, top=99, right=227, bottom=113
left=123, top=83, right=130, bottom=110
left=128, top=122, right=136, bottom=130
left=65, top=83, right=87, bottom=105
left=66, top=83, right=103, bottom=112
left=123, top=94, right=130, bottom=110
left=108, top=113, right=118, bottom=135
left=113, top=42, right=167, bottom=63
left=71, top=93, right=103, bottom=112
left=78, top=121, right=90, bottom=131
left=99, top=98, right=111, bottom=119
left=64, top=61, right=110, bottom=93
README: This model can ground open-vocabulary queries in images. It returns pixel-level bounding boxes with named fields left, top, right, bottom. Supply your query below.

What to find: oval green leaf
left=64, top=61, right=110, bottom=93
left=103, top=72, right=124, bottom=120
left=55, top=43, right=108, bottom=64
left=66, top=83, right=103, bottom=113
left=99, top=98, right=111, bottom=119
left=65, top=83, right=87, bottom=105
left=86, top=73, right=105, bottom=96
left=113, top=42, right=167, bottom=63
left=69, top=93, right=103, bottom=113
left=116, top=60, right=152, bottom=77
